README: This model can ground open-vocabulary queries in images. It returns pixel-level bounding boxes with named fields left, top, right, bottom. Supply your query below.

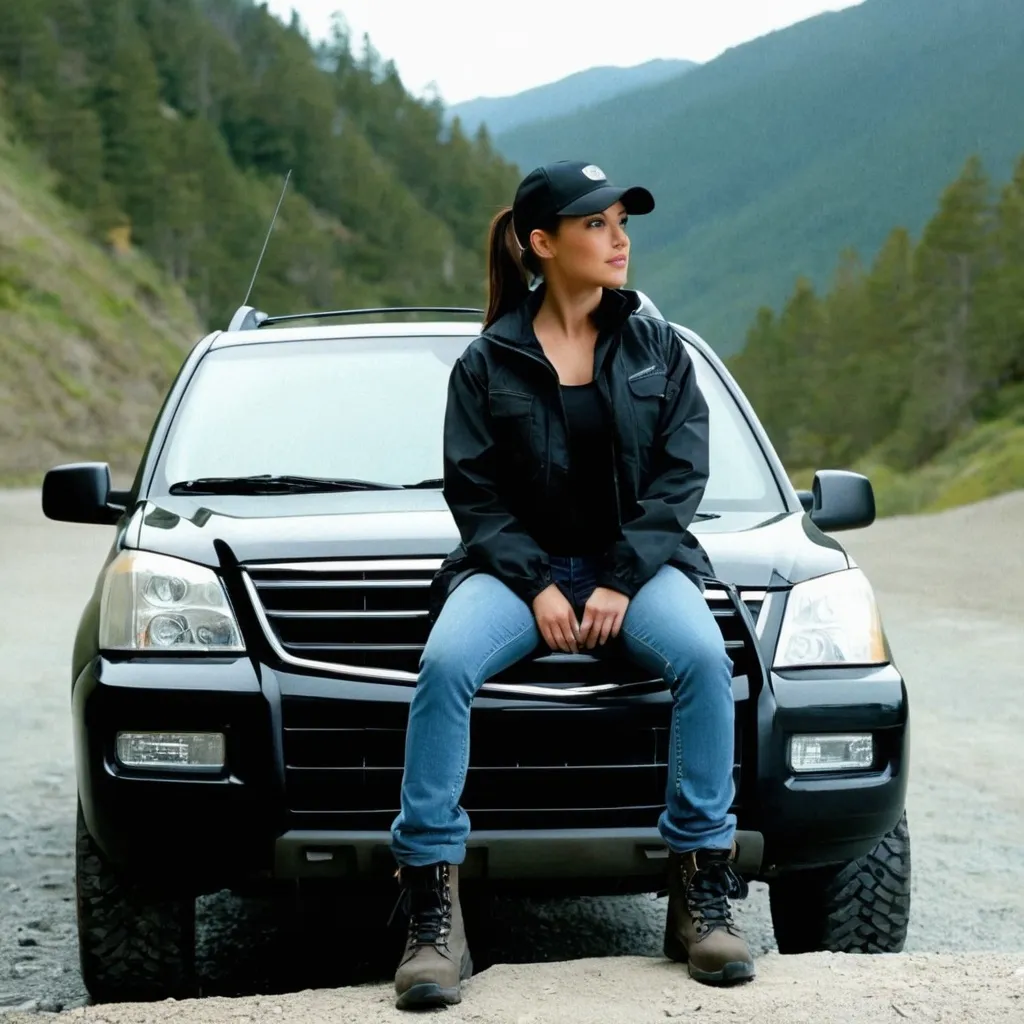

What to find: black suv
left=44, top=296, right=910, bottom=1003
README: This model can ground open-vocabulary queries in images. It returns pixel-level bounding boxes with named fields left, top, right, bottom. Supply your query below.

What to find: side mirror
left=41, top=462, right=126, bottom=525
left=806, top=469, right=875, bottom=532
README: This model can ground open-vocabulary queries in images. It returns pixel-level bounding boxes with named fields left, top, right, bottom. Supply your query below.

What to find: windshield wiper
left=168, top=474, right=405, bottom=495
left=404, top=478, right=444, bottom=489
left=693, top=512, right=721, bottom=521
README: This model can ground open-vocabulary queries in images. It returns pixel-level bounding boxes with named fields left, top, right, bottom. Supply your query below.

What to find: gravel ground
left=1, top=487, right=1022, bottom=1020
left=3, top=953, right=1024, bottom=1024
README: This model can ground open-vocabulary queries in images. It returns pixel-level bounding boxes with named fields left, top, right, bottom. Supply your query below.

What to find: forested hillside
left=729, top=153, right=1024, bottom=515
left=495, top=0, right=1024, bottom=355
left=0, top=114, right=201, bottom=483
left=0, top=0, right=519, bottom=331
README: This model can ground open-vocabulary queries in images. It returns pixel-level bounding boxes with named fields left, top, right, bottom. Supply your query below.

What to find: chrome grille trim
left=291, top=643, right=424, bottom=652
left=255, top=578, right=432, bottom=589
left=251, top=558, right=443, bottom=574
left=242, top=562, right=768, bottom=697
left=243, top=572, right=419, bottom=684
left=266, top=609, right=429, bottom=620
left=244, top=571, right=666, bottom=698
left=706, top=588, right=766, bottom=603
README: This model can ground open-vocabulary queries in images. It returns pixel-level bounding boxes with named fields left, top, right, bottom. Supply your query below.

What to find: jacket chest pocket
left=627, top=365, right=668, bottom=397
left=627, top=368, right=670, bottom=441
left=488, top=389, right=541, bottom=471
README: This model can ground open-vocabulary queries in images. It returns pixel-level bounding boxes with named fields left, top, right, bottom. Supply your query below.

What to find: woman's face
left=530, top=201, right=631, bottom=289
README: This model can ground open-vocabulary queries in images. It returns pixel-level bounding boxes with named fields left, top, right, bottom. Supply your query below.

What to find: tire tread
left=75, top=803, right=197, bottom=1002
left=769, top=813, right=911, bottom=955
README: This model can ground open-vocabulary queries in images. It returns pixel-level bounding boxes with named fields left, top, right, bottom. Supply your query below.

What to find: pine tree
left=89, top=2, right=170, bottom=246
left=0, top=1, right=59, bottom=94
left=891, top=155, right=993, bottom=465
left=774, top=277, right=827, bottom=466
left=817, top=248, right=868, bottom=464
left=728, top=306, right=780, bottom=433
left=46, top=104, right=114, bottom=220
left=975, top=154, right=1024, bottom=402
left=857, top=227, right=916, bottom=451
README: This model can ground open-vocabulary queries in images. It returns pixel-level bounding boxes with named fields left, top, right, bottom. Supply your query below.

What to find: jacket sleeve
left=597, top=338, right=710, bottom=598
left=442, top=357, right=554, bottom=605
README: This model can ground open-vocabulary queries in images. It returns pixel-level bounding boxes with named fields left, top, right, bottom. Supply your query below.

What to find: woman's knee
left=648, top=570, right=732, bottom=679
left=417, top=573, right=536, bottom=698
left=416, top=640, right=478, bottom=703
left=669, top=632, right=733, bottom=689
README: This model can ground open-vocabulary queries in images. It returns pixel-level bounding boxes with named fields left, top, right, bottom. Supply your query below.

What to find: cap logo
left=581, top=164, right=606, bottom=181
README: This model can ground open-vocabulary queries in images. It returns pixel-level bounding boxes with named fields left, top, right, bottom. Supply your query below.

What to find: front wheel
left=75, top=801, right=197, bottom=1002
left=769, top=812, right=911, bottom=954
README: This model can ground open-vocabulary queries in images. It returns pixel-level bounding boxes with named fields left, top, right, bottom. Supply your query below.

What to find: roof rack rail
left=260, top=306, right=485, bottom=327
left=226, top=295, right=660, bottom=331
left=225, top=304, right=483, bottom=331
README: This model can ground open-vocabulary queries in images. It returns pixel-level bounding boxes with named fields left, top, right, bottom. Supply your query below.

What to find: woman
left=388, top=160, right=754, bottom=1010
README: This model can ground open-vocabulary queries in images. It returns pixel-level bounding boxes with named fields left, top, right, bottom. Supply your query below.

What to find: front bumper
left=273, top=827, right=766, bottom=895
left=753, top=664, right=909, bottom=871
left=73, top=655, right=280, bottom=882
left=73, top=654, right=908, bottom=887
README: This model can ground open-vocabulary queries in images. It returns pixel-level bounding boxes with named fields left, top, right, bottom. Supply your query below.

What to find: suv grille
left=280, top=700, right=747, bottom=832
left=244, top=558, right=767, bottom=831
left=244, top=559, right=437, bottom=681
left=243, top=558, right=764, bottom=687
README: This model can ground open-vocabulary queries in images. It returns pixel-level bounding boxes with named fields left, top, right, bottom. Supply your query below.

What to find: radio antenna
left=242, top=168, right=292, bottom=308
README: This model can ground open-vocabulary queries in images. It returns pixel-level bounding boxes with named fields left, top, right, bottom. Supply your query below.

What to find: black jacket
left=430, top=284, right=715, bottom=619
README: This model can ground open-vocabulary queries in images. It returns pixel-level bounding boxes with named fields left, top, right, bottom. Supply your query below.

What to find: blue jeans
left=390, top=555, right=737, bottom=866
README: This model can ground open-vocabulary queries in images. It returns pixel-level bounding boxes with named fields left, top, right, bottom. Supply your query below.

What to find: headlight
left=774, top=568, right=887, bottom=669
left=99, top=550, right=244, bottom=652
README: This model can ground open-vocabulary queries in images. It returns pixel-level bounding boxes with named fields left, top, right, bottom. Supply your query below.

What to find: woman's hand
left=532, top=584, right=580, bottom=653
left=578, top=587, right=630, bottom=649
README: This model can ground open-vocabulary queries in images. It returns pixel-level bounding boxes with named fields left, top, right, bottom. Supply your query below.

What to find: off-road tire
left=769, top=811, right=911, bottom=954
left=75, top=801, right=198, bottom=1002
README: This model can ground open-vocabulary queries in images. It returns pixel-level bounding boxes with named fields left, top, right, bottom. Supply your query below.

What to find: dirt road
left=1, top=488, right=1023, bottom=1021
left=5, top=953, right=1024, bottom=1024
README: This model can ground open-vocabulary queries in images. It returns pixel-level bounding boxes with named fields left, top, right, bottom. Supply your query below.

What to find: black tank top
left=540, top=381, right=621, bottom=557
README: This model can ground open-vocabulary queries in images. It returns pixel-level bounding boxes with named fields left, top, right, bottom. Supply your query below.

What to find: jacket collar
left=485, top=282, right=642, bottom=349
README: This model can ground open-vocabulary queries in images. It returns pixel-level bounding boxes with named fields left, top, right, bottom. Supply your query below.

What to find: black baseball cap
left=512, top=160, right=655, bottom=249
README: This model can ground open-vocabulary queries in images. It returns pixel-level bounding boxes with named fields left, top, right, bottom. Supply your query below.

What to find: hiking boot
left=663, top=845, right=756, bottom=985
left=391, top=862, right=472, bottom=1010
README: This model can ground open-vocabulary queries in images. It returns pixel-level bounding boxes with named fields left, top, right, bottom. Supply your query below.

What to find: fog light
left=115, top=732, right=226, bottom=771
left=789, top=733, right=873, bottom=773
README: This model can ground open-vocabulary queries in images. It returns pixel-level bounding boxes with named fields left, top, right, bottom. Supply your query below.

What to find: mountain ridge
left=447, top=58, right=697, bottom=138
left=492, top=0, right=1024, bottom=353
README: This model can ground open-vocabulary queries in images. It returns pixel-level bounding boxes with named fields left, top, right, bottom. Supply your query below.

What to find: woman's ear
left=529, top=227, right=557, bottom=262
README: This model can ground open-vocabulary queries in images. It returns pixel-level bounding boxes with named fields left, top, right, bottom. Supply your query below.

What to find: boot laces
left=686, top=857, right=749, bottom=937
left=389, top=864, right=453, bottom=950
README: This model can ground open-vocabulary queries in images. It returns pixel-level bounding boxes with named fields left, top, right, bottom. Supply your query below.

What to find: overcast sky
left=265, top=0, right=865, bottom=105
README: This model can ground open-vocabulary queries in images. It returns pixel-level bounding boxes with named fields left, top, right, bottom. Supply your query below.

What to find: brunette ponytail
left=484, top=207, right=531, bottom=329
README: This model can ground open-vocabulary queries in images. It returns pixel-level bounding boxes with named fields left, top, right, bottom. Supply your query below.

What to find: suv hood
left=128, top=489, right=849, bottom=588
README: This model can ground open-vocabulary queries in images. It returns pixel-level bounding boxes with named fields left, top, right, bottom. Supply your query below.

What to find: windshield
left=153, top=332, right=784, bottom=512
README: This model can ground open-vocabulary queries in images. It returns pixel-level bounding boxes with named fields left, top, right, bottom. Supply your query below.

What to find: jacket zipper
left=588, top=329, right=625, bottom=532
left=596, top=365, right=623, bottom=531
left=627, top=364, right=658, bottom=382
